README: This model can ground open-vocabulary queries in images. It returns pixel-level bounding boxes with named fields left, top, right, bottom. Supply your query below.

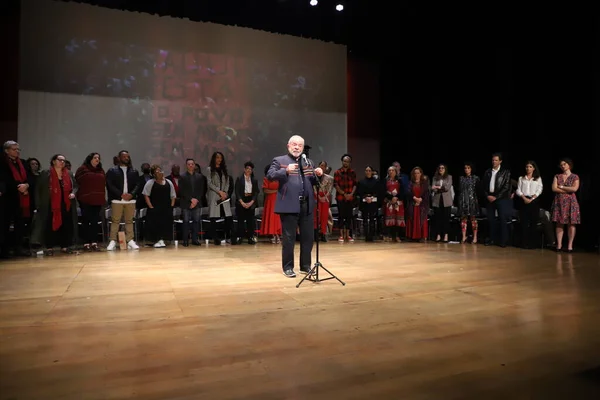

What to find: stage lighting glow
left=336, top=4, right=344, bottom=11
left=310, top=0, right=318, bottom=6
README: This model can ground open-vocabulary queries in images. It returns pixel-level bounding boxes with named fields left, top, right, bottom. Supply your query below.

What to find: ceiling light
left=310, top=0, right=318, bottom=6
left=336, top=4, right=344, bottom=11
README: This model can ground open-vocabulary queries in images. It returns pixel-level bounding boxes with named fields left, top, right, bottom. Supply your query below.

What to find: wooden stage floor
left=1, top=242, right=600, bottom=399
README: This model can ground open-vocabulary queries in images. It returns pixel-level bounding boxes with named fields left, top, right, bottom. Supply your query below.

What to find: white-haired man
left=1, top=141, right=31, bottom=257
left=267, top=135, right=323, bottom=277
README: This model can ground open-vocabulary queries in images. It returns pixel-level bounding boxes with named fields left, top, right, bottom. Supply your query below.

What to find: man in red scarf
left=0, top=141, right=31, bottom=258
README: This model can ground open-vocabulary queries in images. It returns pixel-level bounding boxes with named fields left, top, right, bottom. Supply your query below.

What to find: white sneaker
left=158, top=240, right=166, bottom=247
left=106, top=240, right=117, bottom=251
left=127, top=240, right=139, bottom=250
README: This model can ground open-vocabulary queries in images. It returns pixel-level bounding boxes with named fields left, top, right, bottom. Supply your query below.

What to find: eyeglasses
left=57, top=159, right=66, bottom=162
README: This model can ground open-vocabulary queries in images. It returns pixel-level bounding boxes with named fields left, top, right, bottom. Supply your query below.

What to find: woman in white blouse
left=515, top=160, right=543, bottom=249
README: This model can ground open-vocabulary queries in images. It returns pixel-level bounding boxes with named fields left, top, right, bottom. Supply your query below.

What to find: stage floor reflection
left=1, top=242, right=599, bottom=399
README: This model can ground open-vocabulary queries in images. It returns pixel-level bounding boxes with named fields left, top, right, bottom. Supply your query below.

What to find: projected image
left=19, top=37, right=345, bottom=174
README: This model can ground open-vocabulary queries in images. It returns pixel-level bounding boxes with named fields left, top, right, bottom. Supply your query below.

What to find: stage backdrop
left=18, top=0, right=347, bottom=175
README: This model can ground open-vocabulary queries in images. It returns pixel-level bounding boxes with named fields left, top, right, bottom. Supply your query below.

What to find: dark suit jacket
left=0, top=157, right=29, bottom=206
left=234, top=175, right=259, bottom=210
left=267, top=153, right=318, bottom=214
left=179, top=171, right=207, bottom=210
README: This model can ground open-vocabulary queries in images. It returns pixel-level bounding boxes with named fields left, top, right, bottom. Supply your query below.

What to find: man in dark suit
left=482, top=152, right=512, bottom=247
left=0, top=141, right=31, bottom=258
left=268, top=135, right=324, bottom=278
left=179, top=158, right=206, bottom=246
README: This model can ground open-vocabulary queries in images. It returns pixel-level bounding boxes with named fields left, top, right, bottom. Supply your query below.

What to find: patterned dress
left=551, top=173, right=581, bottom=224
left=384, top=179, right=405, bottom=227
left=458, top=175, right=480, bottom=217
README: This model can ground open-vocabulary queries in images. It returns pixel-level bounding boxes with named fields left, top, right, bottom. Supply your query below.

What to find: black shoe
left=300, top=266, right=311, bottom=274
left=192, top=240, right=201, bottom=246
left=182, top=241, right=189, bottom=247
left=283, top=269, right=296, bottom=278
left=485, top=240, right=495, bottom=246
left=213, top=239, right=221, bottom=246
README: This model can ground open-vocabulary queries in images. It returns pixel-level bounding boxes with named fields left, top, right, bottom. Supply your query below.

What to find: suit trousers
left=279, top=201, right=313, bottom=272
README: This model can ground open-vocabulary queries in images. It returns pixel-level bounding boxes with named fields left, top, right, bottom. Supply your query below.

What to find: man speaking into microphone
left=268, top=135, right=323, bottom=278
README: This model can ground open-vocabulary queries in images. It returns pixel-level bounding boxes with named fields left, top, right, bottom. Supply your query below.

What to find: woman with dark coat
left=75, top=153, right=106, bottom=251
left=31, top=154, right=78, bottom=255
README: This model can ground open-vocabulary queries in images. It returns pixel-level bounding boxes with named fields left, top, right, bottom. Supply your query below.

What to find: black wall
left=379, top=10, right=599, bottom=250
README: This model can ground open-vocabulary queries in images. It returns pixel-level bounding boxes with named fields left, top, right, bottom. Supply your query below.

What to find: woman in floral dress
left=383, top=166, right=405, bottom=242
left=457, top=162, right=480, bottom=244
left=551, top=158, right=580, bottom=252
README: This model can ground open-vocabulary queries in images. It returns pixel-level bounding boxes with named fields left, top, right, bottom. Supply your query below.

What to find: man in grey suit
left=268, top=135, right=323, bottom=278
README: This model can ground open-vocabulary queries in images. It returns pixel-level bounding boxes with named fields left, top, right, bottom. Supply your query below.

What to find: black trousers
left=80, top=203, right=101, bottom=244
left=280, top=201, right=313, bottom=272
left=520, top=199, right=540, bottom=247
left=237, top=197, right=256, bottom=239
left=209, top=205, right=233, bottom=241
left=486, top=198, right=511, bottom=245
left=433, top=206, right=451, bottom=238
left=361, top=203, right=378, bottom=241
left=1, top=201, right=26, bottom=252
left=337, top=200, right=353, bottom=229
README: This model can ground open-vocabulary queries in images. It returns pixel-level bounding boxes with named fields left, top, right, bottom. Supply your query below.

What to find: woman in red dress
left=314, top=161, right=334, bottom=242
left=405, top=166, right=430, bottom=242
left=260, top=164, right=281, bottom=243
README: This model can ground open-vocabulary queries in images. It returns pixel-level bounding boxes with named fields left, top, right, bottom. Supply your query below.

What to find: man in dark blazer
left=179, top=158, right=207, bottom=246
left=482, top=152, right=512, bottom=247
left=0, top=141, right=31, bottom=258
left=267, top=135, right=323, bottom=278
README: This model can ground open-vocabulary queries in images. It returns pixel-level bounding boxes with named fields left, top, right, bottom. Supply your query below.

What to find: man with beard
left=106, top=150, right=140, bottom=251
left=268, top=135, right=323, bottom=278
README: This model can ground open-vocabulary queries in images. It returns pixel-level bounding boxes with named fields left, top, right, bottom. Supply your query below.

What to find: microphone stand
left=297, top=157, right=345, bottom=288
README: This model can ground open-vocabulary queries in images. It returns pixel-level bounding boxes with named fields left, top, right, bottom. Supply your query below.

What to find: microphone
left=301, top=153, right=311, bottom=167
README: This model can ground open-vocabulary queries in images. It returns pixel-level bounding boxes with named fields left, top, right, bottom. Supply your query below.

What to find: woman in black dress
left=142, top=165, right=176, bottom=248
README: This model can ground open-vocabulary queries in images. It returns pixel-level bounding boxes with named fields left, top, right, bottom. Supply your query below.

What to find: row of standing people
left=306, top=153, right=581, bottom=250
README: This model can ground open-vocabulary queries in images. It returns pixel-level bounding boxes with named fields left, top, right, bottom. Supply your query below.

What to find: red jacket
left=75, top=164, right=106, bottom=206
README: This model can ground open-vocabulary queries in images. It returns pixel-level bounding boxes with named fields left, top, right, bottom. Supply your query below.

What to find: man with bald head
left=268, top=135, right=323, bottom=278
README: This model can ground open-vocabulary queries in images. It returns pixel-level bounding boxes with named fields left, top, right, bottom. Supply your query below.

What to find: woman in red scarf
left=30, top=154, right=78, bottom=255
